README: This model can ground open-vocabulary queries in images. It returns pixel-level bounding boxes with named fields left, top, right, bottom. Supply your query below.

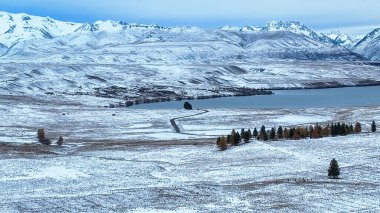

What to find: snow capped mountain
left=353, top=28, right=380, bottom=61
left=221, top=21, right=335, bottom=44
left=1, top=11, right=380, bottom=104
left=0, top=11, right=80, bottom=47
left=262, top=21, right=334, bottom=44
left=327, top=32, right=365, bottom=49
left=0, top=11, right=367, bottom=62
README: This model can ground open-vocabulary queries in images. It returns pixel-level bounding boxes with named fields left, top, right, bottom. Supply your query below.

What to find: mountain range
left=1, top=11, right=380, bottom=104
left=0, top=11, right=379, bottom=63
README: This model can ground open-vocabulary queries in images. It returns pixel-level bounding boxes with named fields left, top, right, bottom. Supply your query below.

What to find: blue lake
left=131, top=86, right=380, bottom=109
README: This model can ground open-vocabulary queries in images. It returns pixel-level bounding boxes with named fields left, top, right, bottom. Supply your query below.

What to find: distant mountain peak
left=353, top=28, right=380, bottom=60
left=265, top=20, right=305, bottom=30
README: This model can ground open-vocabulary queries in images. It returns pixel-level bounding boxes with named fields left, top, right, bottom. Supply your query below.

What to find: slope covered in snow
left=0, top=11, right=80, bottom=47
left=353, top=28, right=380, bottom=61
left=0, top=11, right=364, bottom=63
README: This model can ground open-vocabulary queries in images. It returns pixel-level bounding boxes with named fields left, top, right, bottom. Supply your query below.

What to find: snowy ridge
left=263, top=21, right=334, bottom=44
left=221, top=21, right=334, bottom=44
left=0, top=11, right=367, bottom=62
left=0, top=11, right=80, bottom=47
left=353, top=28, right=380, bottom=60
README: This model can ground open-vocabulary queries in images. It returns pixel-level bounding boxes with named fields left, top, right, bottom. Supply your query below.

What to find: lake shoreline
left=128, top=81, right=380, bottom=109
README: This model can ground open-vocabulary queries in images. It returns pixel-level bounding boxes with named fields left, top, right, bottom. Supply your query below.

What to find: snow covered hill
left=353, top=28, right=380, bottom=61
left=0, top=11, right=364, bottom=63
left=0, top=11, right=80, bottom=47
left=1, top=11, right=380, bottom=103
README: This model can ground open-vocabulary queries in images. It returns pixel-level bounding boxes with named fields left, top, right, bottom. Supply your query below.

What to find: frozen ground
left=0, top=95, right=379, bottom=212
left=0, top=130, right=379, bottom=212
left=0, top=94, right=379, bottom=143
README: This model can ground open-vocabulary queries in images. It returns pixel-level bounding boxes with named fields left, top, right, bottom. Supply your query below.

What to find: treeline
left=217, top=121, right=377, bottom=151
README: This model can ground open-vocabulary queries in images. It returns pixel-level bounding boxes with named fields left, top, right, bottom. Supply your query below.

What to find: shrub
left=37, top=128, right=45, bottom=141
left=217, top=136, right=227, bottom=151
left=40, top=138, right=52, bottom=145
left=57, top=136, right=64, bottom=146
left=184, top=101, right=193, bottom=110
left=37, top=128, right=52, bottom=145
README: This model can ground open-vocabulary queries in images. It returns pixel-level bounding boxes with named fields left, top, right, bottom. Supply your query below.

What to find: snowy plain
left=0, top=94, right=379, bottom=212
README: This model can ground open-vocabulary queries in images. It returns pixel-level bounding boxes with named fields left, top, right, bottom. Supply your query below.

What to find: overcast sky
left=1, top=0, right=379, bottom=34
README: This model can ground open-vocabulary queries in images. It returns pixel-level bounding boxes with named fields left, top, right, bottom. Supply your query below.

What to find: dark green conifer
left=277, top=126, right=283, bottom=139
left=371, top=120, right=376, bottom=132
left=328, top=158, right=341, bottom=179
left=253, top=127, right=258, bottom=137
left=270, top=127, right=276, bottom=140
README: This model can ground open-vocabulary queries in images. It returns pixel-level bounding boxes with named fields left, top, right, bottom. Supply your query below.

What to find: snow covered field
left=1, top=94, right=379, bottom=143
left=0, top=129, right=379, bottom=212
left=0, top=94, right=379, bottom=212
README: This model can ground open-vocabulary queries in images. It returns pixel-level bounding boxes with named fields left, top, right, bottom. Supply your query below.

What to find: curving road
left=170, top=109, right=209, bottom=134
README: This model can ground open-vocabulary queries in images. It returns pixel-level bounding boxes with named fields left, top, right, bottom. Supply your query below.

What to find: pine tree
left=339, top=122, right=346, bottom=136
left=233, top=131, right=241, bottom=146
left=270, top=127, right=276, bottom=140
left=283, top=128, right=289, bottom=139
left=328, top=158, right=341, bottom=179
left=354, top=122, right=362, bottom=134
left=227, top=134, right=232, bottom=145
left=259, top=125, right=267, bottom=141
left=371, top=120, right=376, bottom=132
left=247, top=129, right=252, bottom=139
left=240, top=128, right=245, bottom=138
left=289, top=128, right=295, bottom=139
left=336, top=122, right=341, bottom=135
left=277, top=126, right=283, bottom=139
left=253, top=127, right=258, bottom=138
left=349, top=124, right=354, bottom=134
left=243, top=131, right=250, bottom=143
left=263, top=131, right=269, bottom=141
left=330, top=123, right=336, bottom=137
left=231, top=129, right=237, bottom=145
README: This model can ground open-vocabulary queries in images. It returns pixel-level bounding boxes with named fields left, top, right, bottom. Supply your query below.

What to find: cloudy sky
left=1, top=0, right=379, bottom=34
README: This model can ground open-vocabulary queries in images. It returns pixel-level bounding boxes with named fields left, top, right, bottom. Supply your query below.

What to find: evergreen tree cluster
left=216, top=128, right=253, bottom=150
left=254, top=122, right=362, bottom=141
left=217, top=121, right=369, bottom=150
left=330, top=122, right=356, bottom=137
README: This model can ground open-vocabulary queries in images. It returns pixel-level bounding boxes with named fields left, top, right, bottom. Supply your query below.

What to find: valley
left=0, top=10, right=380, bottom=212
